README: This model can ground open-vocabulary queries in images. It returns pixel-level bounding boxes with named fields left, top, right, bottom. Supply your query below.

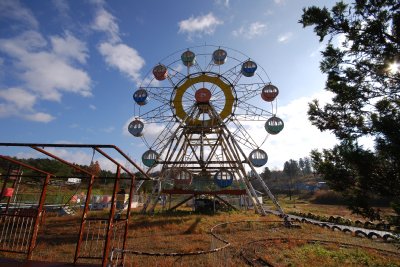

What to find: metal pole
left=74, top=174, right=95, bottom=264
left=27, top=173, right=50, bottom=259
left=102, top=165, right=121, bottom=267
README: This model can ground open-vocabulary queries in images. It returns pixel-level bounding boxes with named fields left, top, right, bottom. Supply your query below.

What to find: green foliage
left=301, top=0, right=400, bottom=221
left=260, top=166, right=271, bottom=181
left=283, top=160, right=300, bottom=178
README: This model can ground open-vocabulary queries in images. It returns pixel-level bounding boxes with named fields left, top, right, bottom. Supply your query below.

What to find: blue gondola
left=249, top=149, right=268, bottom=167
left=133, top=89, right=148, bottom=105
left=214, top=170, right=233, bottom=188
left=241, top=60, right=257, bottom=77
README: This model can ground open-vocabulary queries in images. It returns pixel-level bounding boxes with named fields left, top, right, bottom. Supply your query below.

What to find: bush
left=311, top=190, right=347, bottom=205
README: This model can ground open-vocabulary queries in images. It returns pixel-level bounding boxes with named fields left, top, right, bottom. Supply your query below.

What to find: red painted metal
left=27, top=174, right=51, bottom=259
left=121, top=174, right=135, bottom=263
left=0, top=143, right=150, bottom=265
left=195, top=88, right=212, bottom=103
left=102, top=165, right=121, bottom=267
left=74, top=175, right=95, bottom=264
left=2, top=187, right=14, bottom=197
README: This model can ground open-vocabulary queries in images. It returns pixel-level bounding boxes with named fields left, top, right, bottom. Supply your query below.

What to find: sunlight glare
left=388, top=61, right=400, bottom=74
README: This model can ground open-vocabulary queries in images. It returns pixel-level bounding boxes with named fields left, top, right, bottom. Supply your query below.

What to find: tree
left=283, top=160, right=300, bottom=200
left=260, top=166, right=271, bottom=181
left=303, top=157, right=313, bottom=175
left=300, top=0, right=400, bottom=221
left=299, top=158, right=305, bottom=175
left=88, top=161, right=101, bottom=176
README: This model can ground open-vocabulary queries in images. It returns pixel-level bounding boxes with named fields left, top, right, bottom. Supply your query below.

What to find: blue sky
left=0, top=0, right=345, bottom=171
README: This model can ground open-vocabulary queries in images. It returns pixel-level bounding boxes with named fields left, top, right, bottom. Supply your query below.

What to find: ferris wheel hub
left=195, top=88, right=211, bottom=103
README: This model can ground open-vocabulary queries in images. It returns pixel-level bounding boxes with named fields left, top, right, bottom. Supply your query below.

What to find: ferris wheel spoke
left=211, top=90, right=226, bottom=100
left=228, top=118, right=259, bottom=150
left=150, top=123, right=182, bottom=152
left=186, top=60, right=203, bottom=73
left=219, top=62, right=243, bottom=85
left=235, top=83, right=265, bottom=102
left=138, top=104, right=172, bottom=123
left=209, top=83, right=221, bottom=95
left=145, top=86, right=174, bottom=104
left=234, top=101, right=274, bottom=121
left=165, top=64, right=187, bottom=85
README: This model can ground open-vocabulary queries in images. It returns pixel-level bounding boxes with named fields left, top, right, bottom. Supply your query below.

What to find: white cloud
left=23, top=112, right=54, bottom=123
left=231, top=90, right=338, bottom=170
left=215, top=0, right=230, bottom=7
left=277, top=32, right=293, bottom=43
left=51, top=32, right=88, bottom=64
left=266, top=90, right=338, bottom=169
left=232, top=22, right=267, bottom=39
left=102, top=126, right=115, bottom=133
left=0, top=31, right=91, bottom=102
left=91, top=4, right=145, bottom=84
left=0, top=0, right=39, bottom=29
left=92, top=8, right=120, bottom=43
left=89, top=104, right=96, bottom=110
left=178, top=13, right=223, bottom=38
left=98, top=42, right=145, bottom=83
left=0, top=88, right=36, bottom=110
left=52, top=0, right=70, bottom=15
left=0, top=87, right=55, bottom=122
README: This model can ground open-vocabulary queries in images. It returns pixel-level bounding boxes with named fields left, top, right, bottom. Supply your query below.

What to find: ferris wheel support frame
left=140, top=103, right=285, bottom=216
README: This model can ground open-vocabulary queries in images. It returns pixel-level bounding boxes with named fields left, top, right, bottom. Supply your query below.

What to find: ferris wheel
left=128, top=45, right=283, bottom=166
left=127, top=45, right=285, bottom=215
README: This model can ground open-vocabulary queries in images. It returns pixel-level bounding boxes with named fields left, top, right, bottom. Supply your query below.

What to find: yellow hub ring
left=173, top=73, right=234, bottom=126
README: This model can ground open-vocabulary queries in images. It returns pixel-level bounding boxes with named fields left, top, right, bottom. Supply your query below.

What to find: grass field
left=1, top=194, right=400, bottom=266
left=11, top=206, right=397, bottom=266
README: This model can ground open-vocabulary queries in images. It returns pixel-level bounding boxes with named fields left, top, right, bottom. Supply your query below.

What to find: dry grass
left=269, top=195, right=395, bottom=222
left=2, top=207, right=399, bottom=266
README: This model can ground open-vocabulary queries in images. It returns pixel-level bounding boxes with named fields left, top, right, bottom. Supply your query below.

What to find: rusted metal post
left=4, top=168, right=21, bottom=214
left=102, top=165, right=120, bottom=267
left=74, top=174, right=95, bottom=264
left=27, top=173, right=50, bottom=259
left=120, top=174, right=135, bottom=263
